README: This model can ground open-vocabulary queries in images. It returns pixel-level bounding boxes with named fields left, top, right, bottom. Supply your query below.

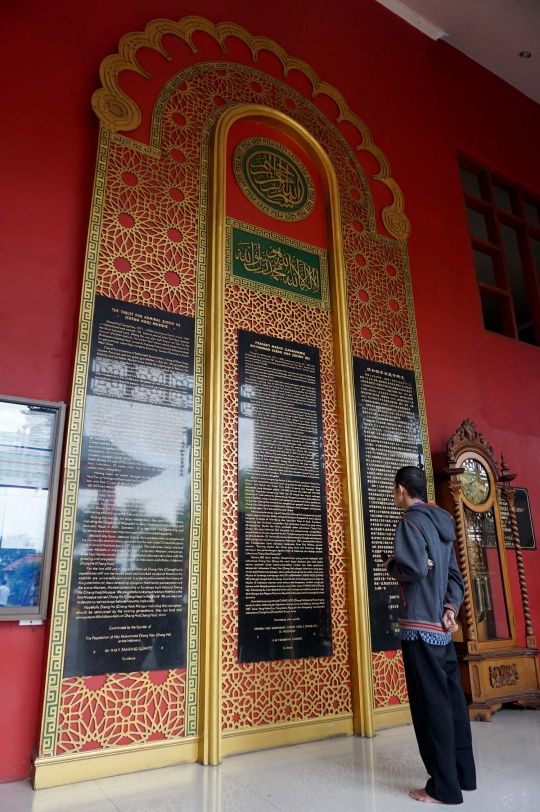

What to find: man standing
left=384, top=465, right=476, bottom=805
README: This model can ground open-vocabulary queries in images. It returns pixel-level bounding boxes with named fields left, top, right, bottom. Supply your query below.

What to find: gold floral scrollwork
left=489, top=664, right=520, bottom=689
left=90, top=15, right=411, bottom=242
left=380, top=195, right=411, bottom=244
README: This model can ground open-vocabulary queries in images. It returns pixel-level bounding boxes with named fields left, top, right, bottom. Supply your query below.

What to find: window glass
left=0, top=402, right=57, bottom=609
left=467, top=208, right=489, bottom=241
left=493, top=184, right=513, bottom=213
left=500, top=224, right=534, bottom=344
left=463, top=505, right=511, bottom=642
left=473, top=250, right=496, bottom=286
left=460, top=156, right=540, bottom=343
left=480, top=296, right=504, bottom=335
left=524, top=201, right=540, bottom=228
left=460, top=168, right=482, bottom=198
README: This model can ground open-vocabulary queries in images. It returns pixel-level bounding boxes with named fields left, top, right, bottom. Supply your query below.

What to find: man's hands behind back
left=441, top=609, right=458, bottom=634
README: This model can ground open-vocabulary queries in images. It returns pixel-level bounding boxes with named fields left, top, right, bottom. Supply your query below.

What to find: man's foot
left=409, top=788, right=443, bottom=804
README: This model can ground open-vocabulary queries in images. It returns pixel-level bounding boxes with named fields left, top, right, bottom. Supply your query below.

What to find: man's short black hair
left=395, top=466, right=427, bottom=500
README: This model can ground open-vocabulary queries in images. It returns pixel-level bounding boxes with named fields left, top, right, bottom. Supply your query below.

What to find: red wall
left=1, top=0, right=540, bottom=782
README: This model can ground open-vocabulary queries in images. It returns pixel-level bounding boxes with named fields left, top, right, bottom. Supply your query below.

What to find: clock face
left=461, top=458, right=490, bottom=505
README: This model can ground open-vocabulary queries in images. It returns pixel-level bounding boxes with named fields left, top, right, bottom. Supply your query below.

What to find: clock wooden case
left=435, top=420, right=540, bottom=721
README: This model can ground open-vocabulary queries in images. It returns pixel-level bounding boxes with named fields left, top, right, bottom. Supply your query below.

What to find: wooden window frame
left=458, top=153, right=540, bottom=345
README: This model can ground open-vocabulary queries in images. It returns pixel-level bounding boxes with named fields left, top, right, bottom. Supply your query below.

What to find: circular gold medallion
left=460, top=458, right=490, bottom=505
left=233, top=138, right=315, bottom=221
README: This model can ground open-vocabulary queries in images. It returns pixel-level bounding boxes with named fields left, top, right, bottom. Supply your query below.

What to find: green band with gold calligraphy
left=231, top=224, right=323, bottom=302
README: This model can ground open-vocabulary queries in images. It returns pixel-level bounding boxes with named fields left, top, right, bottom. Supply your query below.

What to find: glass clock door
left=462, top=506, right=511, bottom=641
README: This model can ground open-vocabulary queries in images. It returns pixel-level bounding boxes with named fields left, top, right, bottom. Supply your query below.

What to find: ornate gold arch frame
left=205, top=103, right=372, bottom=764
left=92, top=16, right=410, bottom=243
left=34, top=15, right=433, bottom=788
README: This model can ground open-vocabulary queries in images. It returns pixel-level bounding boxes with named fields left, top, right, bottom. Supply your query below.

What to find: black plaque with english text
left=354, top=358, right=424, bottom=653
left=237, top=331, right=332, bottom=663
left=63, top=296, right=194, bottom=677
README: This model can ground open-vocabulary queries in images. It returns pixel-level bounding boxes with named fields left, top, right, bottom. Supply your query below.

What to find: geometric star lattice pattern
left=222, top=285, right=352, bottom=728
left=372, top=650, right=408, bottom=707
left=97, top=140, right=198, bottom=317
left=57, top=672, right=185, bottom=752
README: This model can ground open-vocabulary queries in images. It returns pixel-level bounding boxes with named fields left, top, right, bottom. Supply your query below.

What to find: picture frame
left=0, top=394, right=65, bottom=621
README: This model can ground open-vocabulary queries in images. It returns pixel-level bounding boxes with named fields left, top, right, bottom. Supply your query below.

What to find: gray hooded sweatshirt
left=387, top=502, right=464, bottom=634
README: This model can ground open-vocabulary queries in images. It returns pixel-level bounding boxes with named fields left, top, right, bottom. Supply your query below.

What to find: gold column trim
left=32, top=736, right=198, bottom=789
left=205, top=104, right=374, bottom=762
left=373, top=704, right=412, bottom=730
left=91, top=15, right=410, bottom=242
left=221, top=715, right=353, bottom=758
left=39, top=126, right=110, bottom=757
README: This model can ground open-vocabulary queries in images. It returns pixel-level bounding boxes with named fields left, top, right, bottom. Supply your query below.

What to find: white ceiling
left=375, top=0, right=540, bottom=105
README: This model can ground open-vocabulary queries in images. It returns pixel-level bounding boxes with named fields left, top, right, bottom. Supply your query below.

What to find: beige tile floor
left=1, top=709, right=539, bottom=811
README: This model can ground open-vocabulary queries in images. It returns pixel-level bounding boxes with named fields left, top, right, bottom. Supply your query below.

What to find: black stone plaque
left=64, top=296, right=195, bottom=677
left=498, top=487, right=537, bottom=551
left=237, top=331, right=332, bottom=663
left=353, top=358, right=424, bottom=653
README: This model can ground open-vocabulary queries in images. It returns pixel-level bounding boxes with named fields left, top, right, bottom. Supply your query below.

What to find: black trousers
left=402, top=638, right=476, bottom=804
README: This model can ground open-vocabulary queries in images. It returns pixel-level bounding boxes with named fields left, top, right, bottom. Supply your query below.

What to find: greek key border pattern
left=225, top=217, right=330, bottom=310
left=111, top=133, right=161, bottom=158
left=39, top=127, right=110, bottom=757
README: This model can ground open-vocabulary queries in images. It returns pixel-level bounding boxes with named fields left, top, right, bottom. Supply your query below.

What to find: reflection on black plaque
left=353, top=358, right=424, bottom=653
left=64, top=296, right=194, bottom=677
left=237, top=331, right=332, bottom=663
left=498, top=487, right=536, bottom=551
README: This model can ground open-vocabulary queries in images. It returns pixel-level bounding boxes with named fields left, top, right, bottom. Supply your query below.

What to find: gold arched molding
left=91, top=15, right=411, bottom=242
left=204, top=103, right=374, bottom=762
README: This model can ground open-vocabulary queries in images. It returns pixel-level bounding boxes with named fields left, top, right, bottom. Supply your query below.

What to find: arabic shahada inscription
left=233, top=138, right=316, bottom=221
left=226, top=219, right=329, bottom=308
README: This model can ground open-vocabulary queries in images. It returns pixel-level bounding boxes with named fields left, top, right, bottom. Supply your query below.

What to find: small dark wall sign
left=498, top=487, right=536, bottom=551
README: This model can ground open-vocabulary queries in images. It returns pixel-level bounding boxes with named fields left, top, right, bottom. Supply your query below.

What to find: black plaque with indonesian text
left=354, top=358, right=424, bottom=653
left=63, top=296, right=195, bottom=677
left=237, top=331, right=332, bottom=663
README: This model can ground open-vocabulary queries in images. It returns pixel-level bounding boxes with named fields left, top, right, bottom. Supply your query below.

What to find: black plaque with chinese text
left=63, top=296, right=194, bottom=677
left=237, top=331, right=332, bottom=663
left=354, top=358, right=424, bottom=653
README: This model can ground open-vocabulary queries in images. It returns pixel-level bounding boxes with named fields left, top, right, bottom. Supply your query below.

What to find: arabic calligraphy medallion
left=233, top=138, right=315, bottom=221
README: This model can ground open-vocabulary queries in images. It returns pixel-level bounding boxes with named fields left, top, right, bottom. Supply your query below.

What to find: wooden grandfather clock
left=435, top=420, right=540, bottom=721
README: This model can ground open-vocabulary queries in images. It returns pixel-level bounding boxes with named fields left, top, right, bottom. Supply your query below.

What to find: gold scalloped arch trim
left=91, top=15, right=410, bottom=242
